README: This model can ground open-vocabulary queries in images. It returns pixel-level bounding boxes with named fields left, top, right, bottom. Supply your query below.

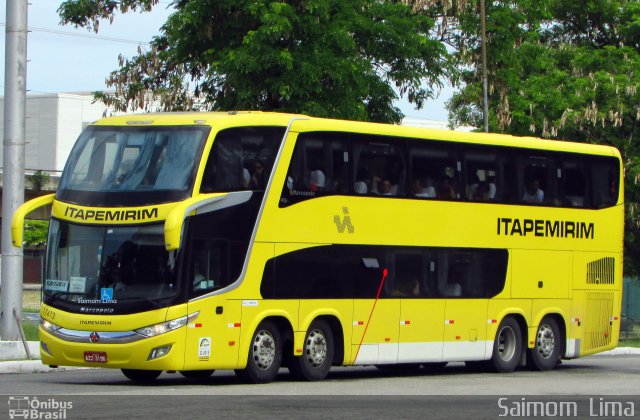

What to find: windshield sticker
left=199, top=337, right=211, bottom=359
left=45, top=279, right=68, bottom=292
left=100, top=288, right=114, bottom=301
left=69, top=277, right=87, bottom=293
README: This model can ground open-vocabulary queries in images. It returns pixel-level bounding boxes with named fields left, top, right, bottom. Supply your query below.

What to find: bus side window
left=280, top=132, right=350, bottom=206
left=409, top=140, right=459, bottom=200
left=591, top=156, right=620, bottom=209
left=353, top=135, right=406, bottom=197
left=560, top=157, right=588, bottom=207
left=200, top=127, right=285, bottom=193
left=519, top=154, right=558, bottom=206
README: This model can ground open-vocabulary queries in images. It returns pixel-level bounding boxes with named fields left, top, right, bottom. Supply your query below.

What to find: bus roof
left=91, top=111, right=620, bottom=159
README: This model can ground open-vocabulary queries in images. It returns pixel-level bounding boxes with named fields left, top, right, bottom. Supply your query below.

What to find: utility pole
left=480, top=0, right=489, bottom=133
left=1, top=0, right=28, bottom=340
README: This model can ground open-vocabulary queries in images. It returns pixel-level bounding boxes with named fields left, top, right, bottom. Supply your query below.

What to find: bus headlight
left=135, top=312, right=199, bottom=338
left=41, top=319, right=61, bottom=333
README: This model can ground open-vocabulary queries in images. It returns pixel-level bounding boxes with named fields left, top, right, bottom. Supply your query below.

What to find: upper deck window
left=200, top=126, right=286, bottom=193
left=58, top=125, right=209, bottom=205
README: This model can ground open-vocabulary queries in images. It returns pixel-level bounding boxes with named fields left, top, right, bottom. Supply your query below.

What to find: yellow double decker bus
left=13, top=112, right=623, bottom=383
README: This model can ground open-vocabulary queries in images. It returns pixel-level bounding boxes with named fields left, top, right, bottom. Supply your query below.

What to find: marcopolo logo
left=8, top=396, right=73, bottom=419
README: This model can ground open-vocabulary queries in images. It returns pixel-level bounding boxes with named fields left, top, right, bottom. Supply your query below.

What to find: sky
left=0, top=0, right=451, bottom=121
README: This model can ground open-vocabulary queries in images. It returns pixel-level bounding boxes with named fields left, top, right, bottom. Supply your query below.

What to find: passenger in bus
left=390, top=276, right=420, bottom=297
left=354, top=181, right=368, bottom=194
left=437, top=176, right=456, bottom=199
left=412, top=177, right=436, bottom=198
left=523, top=179, right=544, bottom=203
left=248, top=159, right=267, bottom=189
left=487, top=174, right=497, bottom=199
left=472, top=182, right=491, bottom=201
left=443, top=277, right=462, bottom=297
left=371, top=176, right=395, bottom=196
left=309, top=169, right=326, bottom=192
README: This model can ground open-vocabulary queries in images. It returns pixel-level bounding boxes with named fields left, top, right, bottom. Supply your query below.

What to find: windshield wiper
left=43, top=291, right=76, bottom=304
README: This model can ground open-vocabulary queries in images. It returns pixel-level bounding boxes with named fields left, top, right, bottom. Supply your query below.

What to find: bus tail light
left=135, top=312, right=199, bottom=338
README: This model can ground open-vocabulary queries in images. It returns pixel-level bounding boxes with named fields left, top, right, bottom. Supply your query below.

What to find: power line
left=0, top=23, right=150, bottom=45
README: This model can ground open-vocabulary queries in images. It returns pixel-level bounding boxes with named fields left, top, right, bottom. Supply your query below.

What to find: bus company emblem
left=89, top=332, right=100, bottom=343
left=334, top=207, right=354, bottom=234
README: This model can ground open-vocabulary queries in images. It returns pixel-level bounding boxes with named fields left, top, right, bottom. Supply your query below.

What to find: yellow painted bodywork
left=30, top=112, right=623, bottom=371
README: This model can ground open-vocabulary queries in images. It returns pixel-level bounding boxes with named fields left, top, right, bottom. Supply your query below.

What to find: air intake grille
left=582, top=291, right=614, bottom=353
left=586, top=257, right=615, bottom=285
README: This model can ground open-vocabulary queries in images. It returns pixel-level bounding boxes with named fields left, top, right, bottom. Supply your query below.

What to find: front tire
left=289, top=319, right=334, bottom=381
left=235, top=320, right=282, bottom=384
left=528, top=316, right=561, bottom=371
left=490, top=317, right=522, bottom=373
left=121, top=369, right=161, bottom=382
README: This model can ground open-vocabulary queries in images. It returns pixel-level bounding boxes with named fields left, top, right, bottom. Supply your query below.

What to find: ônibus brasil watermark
left=498, top=396, right=635, bottom=417
left=8, top=396, right=72, bottom=419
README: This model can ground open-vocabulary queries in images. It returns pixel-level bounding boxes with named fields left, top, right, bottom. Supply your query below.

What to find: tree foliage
left=59, top=0, right=453, bottom=123
left=23, top=220, right=49, bottom=247
left=443, top=0, right=640, bottom=276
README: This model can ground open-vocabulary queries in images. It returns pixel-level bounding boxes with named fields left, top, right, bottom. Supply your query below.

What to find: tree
left=23, top=220, right=49, bottom=247
left=28, top=170, right=50, bottom=193
left=444, top=0, right=640, bottom=276
left=58, top=0, right=454, bottom=123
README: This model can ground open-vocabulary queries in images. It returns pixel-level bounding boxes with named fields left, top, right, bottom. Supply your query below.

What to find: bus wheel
left=121, top=369, right=162, bottom=382
left=289, top=319, right=334, bottom=381
left=235, top=320, right=282, bottom=384
left=528, top=317, right=561, bottom=371
left=179, top=370, right=215, bottom=379
left=490, top=317, right=522, bottom=373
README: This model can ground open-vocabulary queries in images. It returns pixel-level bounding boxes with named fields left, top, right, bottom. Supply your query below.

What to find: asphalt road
left=1, top=356, right=639, bottom=419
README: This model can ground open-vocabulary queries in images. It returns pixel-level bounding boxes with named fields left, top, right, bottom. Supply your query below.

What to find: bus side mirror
left=11, top=194, right=55, bottom=247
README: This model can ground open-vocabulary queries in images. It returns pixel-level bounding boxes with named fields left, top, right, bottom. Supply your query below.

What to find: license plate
left=84, top=351, right=108, bottom=363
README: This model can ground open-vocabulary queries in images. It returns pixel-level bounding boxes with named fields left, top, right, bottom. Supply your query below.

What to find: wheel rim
left=497, top=325, right=516, bottom=362
left=305, top=329, right=328, bottom=367
left=252, top=330, right=276, bottom=370
left=536, top=323, right=555, bottom=359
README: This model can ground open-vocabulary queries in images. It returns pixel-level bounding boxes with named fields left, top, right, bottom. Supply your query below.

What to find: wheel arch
left=238, top=312, right=294, bottom=369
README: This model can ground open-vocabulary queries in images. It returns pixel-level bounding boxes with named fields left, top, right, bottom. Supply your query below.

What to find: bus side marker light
left=445, top=320, right=454, bottom=325
left=400, top=320, right=410, bottom=325
left=229, top=341, right=235, bottom=346
left=353, top=321, right=364, bottom=326
left=455, top=336, right=461, bottom=340
left=487, top=319, right=497, bottom=324
left=385, top=337, right=391, bottom=342
left=296, top=348, right=303, bottom=354
left=227, top=323, right=241, bottom=328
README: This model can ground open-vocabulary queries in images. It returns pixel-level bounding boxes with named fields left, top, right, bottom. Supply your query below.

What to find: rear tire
left=121, top=369, right=161, bottom=382
left=490, top=317, right=522, bottom=373
left=528, top=316, right=561, bottom=371
left=288, top=319, right=334, bottom=381
left=235, top=320, right=282, bottom=384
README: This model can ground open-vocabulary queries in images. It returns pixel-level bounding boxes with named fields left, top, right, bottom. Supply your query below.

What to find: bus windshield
left=43, top=220, right=180, bottom=314
left=59, top=125, right=209, bottom=197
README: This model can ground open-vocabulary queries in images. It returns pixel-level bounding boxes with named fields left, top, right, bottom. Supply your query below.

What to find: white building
left=0, top=93, right=116, bottom=176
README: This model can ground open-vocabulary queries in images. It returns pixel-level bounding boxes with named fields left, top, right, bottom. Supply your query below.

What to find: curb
left=0, top=360, right=91, bottom=374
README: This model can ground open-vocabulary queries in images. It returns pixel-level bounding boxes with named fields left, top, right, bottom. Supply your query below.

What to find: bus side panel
left=183, top=297, right=242, bottom=370
left=398, top=299, right=445, bottom=363
left=569, top=251, right=623, bottom=357
left=442, top=299, right=488, bottom=362
left=510, top=249, right=571, bottom=299
left=351, top=300, right=400, bottom=365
